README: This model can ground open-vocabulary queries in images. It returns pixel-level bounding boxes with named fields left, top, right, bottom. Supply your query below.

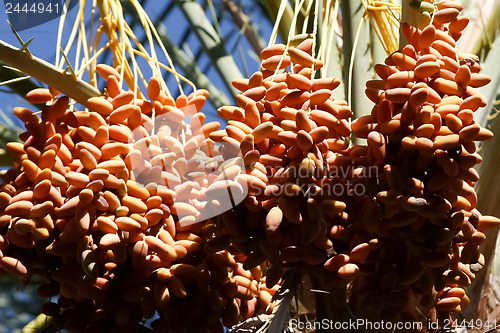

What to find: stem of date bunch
left=0, top=40, right=101, bottom=107
left=21, top=314, right=57, bottom=333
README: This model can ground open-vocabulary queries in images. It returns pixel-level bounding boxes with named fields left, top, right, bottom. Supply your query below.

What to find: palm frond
left=262, top=0, right=295, bottom=43
left=473, top=38, right=500, bottom=128
left=173, top=0, right=243, bottom=99
left=220, top=0, right=266, bottom=55
left=472, top=2, right=500, bottom=61
left=121, top=1, right=232, bottom=109
left=341, top=1, right=374, bottom=126
left=156, top=23, right=232, bottom=109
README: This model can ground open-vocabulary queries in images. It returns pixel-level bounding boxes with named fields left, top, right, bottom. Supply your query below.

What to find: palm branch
left=0, top=0, right=500, bottom=331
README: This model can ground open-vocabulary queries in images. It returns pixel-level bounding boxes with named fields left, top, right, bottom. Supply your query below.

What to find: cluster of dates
left=210, top=38, right=379, bottom=292
left=0, top=64, right=276, bottom=332
left=208, top=0, right=500, bottom=330
left=346, top=0, right=500, bottom=327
